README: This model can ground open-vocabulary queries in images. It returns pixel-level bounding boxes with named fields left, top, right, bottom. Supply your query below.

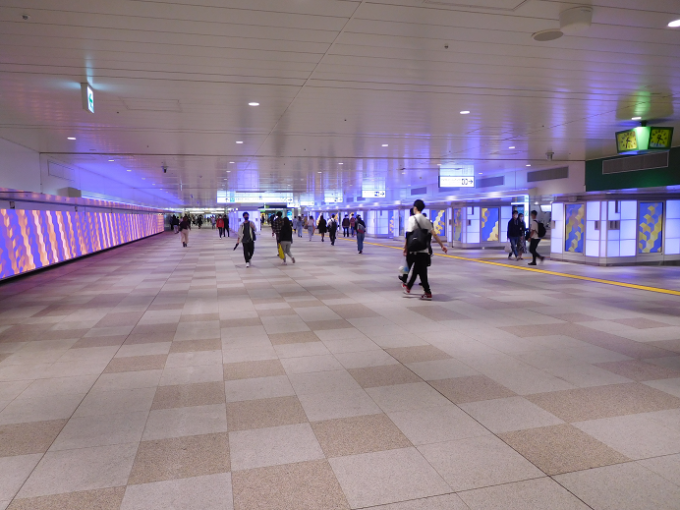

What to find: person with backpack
left=179, top=215, right=191, bottom=248
left=342, top=214, right=350, bottom=237
left=403, top=199, right=448, bottom=301
left=528, top=210, right=546, bottom=265
left=349, top=214, right=356, bottom=237
left=317, top=215, right=327, bottom=242
left=355, top=214, right=366, bottom=254
left=237, top=212, right=257, bottom=267
left=279, top=217, right=295, bottom=265
left=328, top=214, right=339, bottom=246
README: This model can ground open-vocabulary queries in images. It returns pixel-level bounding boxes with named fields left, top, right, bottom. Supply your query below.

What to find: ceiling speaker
left=560, top=6, right=593, bottom=34
left=532, top=29, right=563, bottom=42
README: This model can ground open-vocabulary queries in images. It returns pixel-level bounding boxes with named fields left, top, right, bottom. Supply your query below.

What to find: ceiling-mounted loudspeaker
left=532, top=29, right=563, bottom=41
left=560, top=6, right=593, bottom=34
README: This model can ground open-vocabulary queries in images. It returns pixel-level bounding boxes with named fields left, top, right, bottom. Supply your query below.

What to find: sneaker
left=420, top=293, right=433, bottom=301
left=508, top=253, right=512, bottom=259
left=528, top=262, right=537, bottom=266
left=246, top=262, right=250, bottom=268
left=403, top=287, right=412, bottom=296
left=292, top=258, right=296, bottom=264
left=282, top=260, right=287, bottom=265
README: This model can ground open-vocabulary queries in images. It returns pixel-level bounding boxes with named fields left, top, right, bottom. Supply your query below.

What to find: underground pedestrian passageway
left=1, top=230, right=680, bottom=509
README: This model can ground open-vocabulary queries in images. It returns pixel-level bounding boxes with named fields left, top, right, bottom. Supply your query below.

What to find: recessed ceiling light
left=479, top=172, right=483, bottom=175
left=236, top=141, right=243, bottom=144
left=318, top=171, right=322, bottom=174
left=632, top=116, right=642, bottom=120
left=382, top=144, right=389, bottom=147
left=127, top=169, right=131, bottom=172
left=108, top=159, right=114, bottom=162
left=668, top=19, right=680, bottom=28
left=338, top=162, right=343, bottom=165
left=142, top=178, right=146, bottom=180
left=227, top=171, right=231, bottom=173
left=509, top=146, right=515, bottom=149
left=229, top=161, right=235, bottom=164
left=460, top=111, right=470, bottom=115
left=248, top=102, right=259, bottom=106
left=67, top=137, right=76, bottom=140
left=526, top=164, right=532, bottom=167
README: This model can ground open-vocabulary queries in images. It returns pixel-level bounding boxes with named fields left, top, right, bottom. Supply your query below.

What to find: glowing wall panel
left=551, top=203, right=564, bottom=254
left=666, top=201, right=680, bottom=255
left=480, top=208, right=499, bottom=242
left=564, top=204, right=585, bottom=253
left=638, top=202, right=663, bottom=254
left=452, top=208, right=462, bottom=242
left=0, top=209, right=164, bottom=280
left=430, top=210, right=446, bottom=238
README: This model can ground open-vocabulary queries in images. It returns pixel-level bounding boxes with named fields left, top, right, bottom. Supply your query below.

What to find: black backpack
left=407, top=217, right=430, bottom=252
left=537, top=222, right=547, bottom=239
left=242, top=222, right=254, bottom=243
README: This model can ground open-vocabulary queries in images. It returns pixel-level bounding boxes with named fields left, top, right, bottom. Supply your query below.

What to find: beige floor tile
left=221, top=346, right=278, bottom=363
left=17, top=443, right=138, bottom=498
left=0, top=381, right=32, bottom=402
left=0, top=454, right=42, bottom=500
left=7, top=487, right=126, bottom=510
left=227, top=396, right=307, bottom=431
left=405, top=359, right=479, bottom=381
left=388, top=404, right=489, bottom=445
left=370, top=333, right=430, bottom=349
left=229, top=423, right=324, bottom=471
left=366, top=494, right=468, bottom=510
left=225, top=375, right=295, bottom=402
left=104, top=355, right=167, bottom=373
left=460, top=396, right=564, bottom=433
left=223, top=359, right=286, bottom=380
left=459, top=477, right=591, bottom=510
left=311, top=413, right=411, bottom=457
left=526, top=382, right=680, bottom=422
left=555, top=462, right=680, bottom=510
left=545, top=363, right=632, bottom=388
left=50, top=411, right=148, bottom=450
left=169, top=338, right=222, bottom=353
left=637, top=453, right=680, bottom=487
left=152, top=381, right=226, bottom=410
left=70, top=336, right=128, bottom=349
left=128, top=432, right=230, bottom=484
left=430, top=375, right=516, bottom=404
left=91, top=370, right=163, bottom=393
left=268, top=331, right=320, bottom=345
left=329, top=447, right=451, bottom=508
left=143, top=403, right=227, bottom=440
left=18, top=374, right=98, bottom=399
left=322, top=336, right=383, bottom=354
left=231, top=459, right=348, bottom=510
left=125, top=331, right=176, bottom=345
left=418, top=435, right=543, bottom=491
left=333, top=304, right=380, bottom=320
left=643, top=377, right=680, bottom=398
left=74, top=387, right=156, bottom=417
left=595, top=359, right=680, bottom=381
left=121, top=473, right=233, bottom=510
left=500, top=423, right=629, bottom=475
left=289, top=370, right=361, bottom=395
left=298, top=389, right=382, bottom=422
left=0, top=420, right=67, bottom=457
left=0, top=394, right=84, bottom=425
left=280, top=354, right=343, bottom=374
left=574, top=409, right=680, bottom=459
left=160, top=364, right=224, bottom=386
left=385, top=346, right=452, bottom=364
left=348, top=365, right=421, bottom=388
left=366, top=382, right=451, bottom=413
left=274, top=341, right=330, bottom=359
left=165, top=350, right=223, bottom=369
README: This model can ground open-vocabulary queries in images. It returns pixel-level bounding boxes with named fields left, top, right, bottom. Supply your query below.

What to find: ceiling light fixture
left=460, top=111, right=470, bottom=115
left=108, top=159, right=114, bottom=162
left=248, top=102, right=260, bottom=106
left=668, top=19, right=680, bottom=27
left=509, top=146, right=515, bottom=149
left=127, top=169, right=131, bottom=172
left=382, top=144, right=389, bottom=147
left=67, top=137, right=76, bottom=140
left=632, top=116, right=642, bottom=120
left=318, top=171, right=322, bottom=174
left=526, top=164, right=532, bottom=167
left=227, top=171, right=231, bottom=173
left=236, top=141, right=243, bottom=144
left=338, top=162, right=343, bottom=165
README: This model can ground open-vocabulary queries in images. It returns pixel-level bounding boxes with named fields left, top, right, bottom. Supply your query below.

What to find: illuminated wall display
left=439, top=176, right=475, bottom=188
left=216, top=190, right=227, bottom=204
left=81, top=82, right=94, bottom=113
left=452, top=208, right=462, bottom=242
left=220, top=192, right=294, bottom=205
left=480, top=208, right=499, bottom=242
left=564, top=204, right=585, bottom=253
left=0, top=209, right=163, bottom=280
left=324, top=190, right=343, bottom=203
left=638, top=202, right=663, bottom=254
left=362, top=190, right=385, bottom=198
left=615, top=126, right=674, bottom=153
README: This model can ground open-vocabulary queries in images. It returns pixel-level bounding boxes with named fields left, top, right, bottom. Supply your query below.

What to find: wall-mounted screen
left=439, top=176, right=475, bottom=188
left=362, top=190, right=385, bottom=198
left=0, top=209, right=164, bottom=280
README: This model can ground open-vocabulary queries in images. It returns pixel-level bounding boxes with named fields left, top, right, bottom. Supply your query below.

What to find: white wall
left=0, top=137, right=41, bottom=192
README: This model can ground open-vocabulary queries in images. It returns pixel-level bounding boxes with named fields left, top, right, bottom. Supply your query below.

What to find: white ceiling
left=0, top=0, right=678, bottom=206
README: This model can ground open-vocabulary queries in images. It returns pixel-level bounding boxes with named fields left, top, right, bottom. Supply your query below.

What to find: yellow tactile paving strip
left=345, top=238, right=680, bottom=297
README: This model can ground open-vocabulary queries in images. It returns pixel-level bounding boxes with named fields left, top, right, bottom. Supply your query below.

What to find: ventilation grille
left=527, top=166, right=569, bottom=182
left=477, top=176, right=504, bottom=188
left=602, top=152, right=669, bottom=175
left=411, top=186, right=427, bottom=195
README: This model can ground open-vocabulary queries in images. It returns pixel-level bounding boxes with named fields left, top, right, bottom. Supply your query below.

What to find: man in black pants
left=328, top=214, right=339, bottom=246
left=342, top=215, right=350, bottom=237
left=237, top=212, right=256, bottom=268
left=403, top=199, right=448, bottom=301
left=528, top=209, right=545, bottom=266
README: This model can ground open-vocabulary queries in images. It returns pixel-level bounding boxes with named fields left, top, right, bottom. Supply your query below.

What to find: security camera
left=162, top=165, right=168, bottom=173
left=546, top=151, right=554, bottom=161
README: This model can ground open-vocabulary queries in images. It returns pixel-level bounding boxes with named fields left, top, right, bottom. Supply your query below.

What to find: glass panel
left=564, top=204, right=585, bottom=253
left=638, top=202, right=663, bottom=254
left=480, top=207, right=500, bottom=242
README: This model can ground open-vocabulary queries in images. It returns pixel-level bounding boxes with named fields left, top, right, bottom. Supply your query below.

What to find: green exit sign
left=81, top=82, right=94, bottom=113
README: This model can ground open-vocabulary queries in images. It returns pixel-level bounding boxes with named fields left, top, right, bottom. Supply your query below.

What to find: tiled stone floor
left=1, top=229, right=680, bottom=509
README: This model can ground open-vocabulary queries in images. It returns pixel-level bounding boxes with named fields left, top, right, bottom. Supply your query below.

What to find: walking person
left=197, top=216, right=203, bottom=229
left=211, top=216, right=216, bottom=229
left=306, top=215, right=315, bottom=241
left=179, top=215, right=191, bottom=248
left=355, top=214, right=366, bottom=254
left=279, top=217, right=295, bottom=265
left=171, top=214, right=180, bottom=234
left=237, top=212, right=257, bottom=267
left=349, top=214, right=356, bottom=237
left=225, top=215, right=230, bottom=237
left=217, top=215, right=225, bottom=238
left=272, top=211, right=283, bottom=254
left=296, top=216, right=303, bottom=237
left=528, top=210, right=545, bottom=266
left=506, top=210, right=522, bottom=261
left=318, top=215, right=327, bottom=242
left=328, top=214, right=338, bottom=246
left=517, top=213, right=527, bottom=260
left=403, top=200, right=448, bottom=300
left=342, top=214, right=350, bottom=237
